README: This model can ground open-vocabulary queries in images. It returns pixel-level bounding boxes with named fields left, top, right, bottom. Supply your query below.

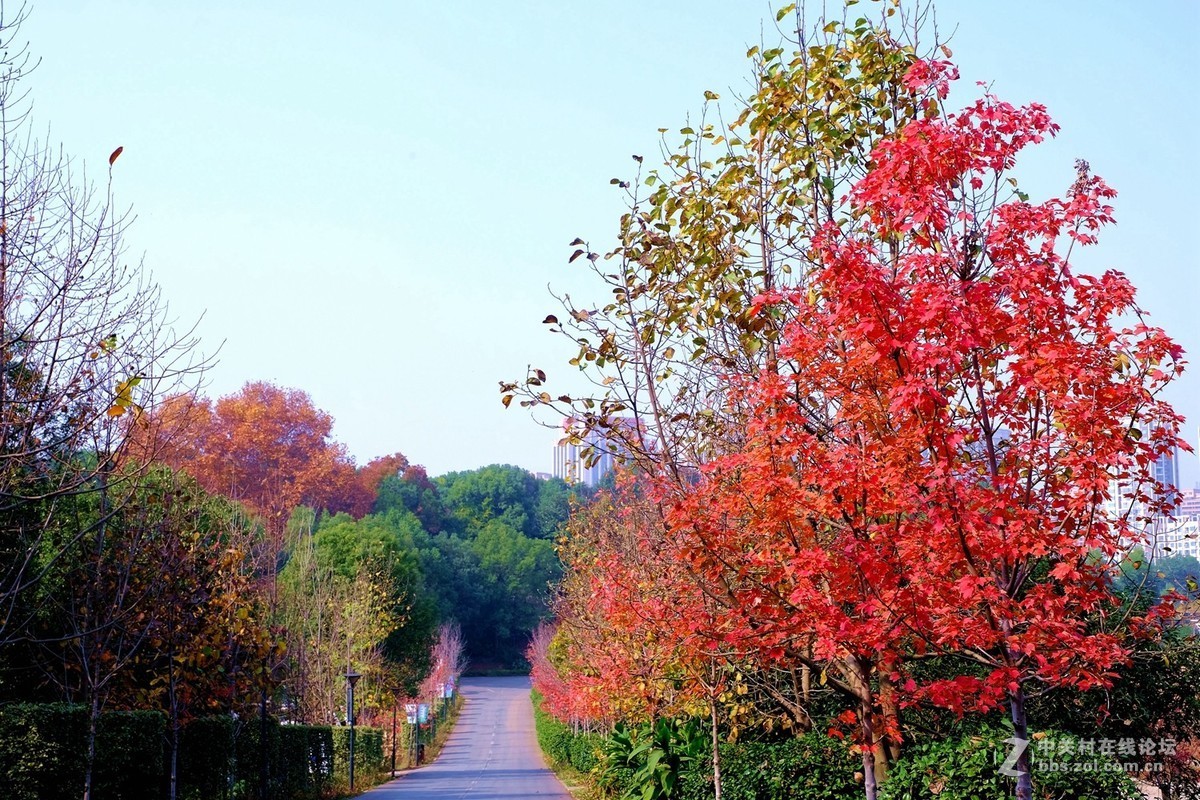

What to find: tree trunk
left=710, top=698, right=722, bottom=800
left=859, top=693, right=878, bottom=800
left=877, top=672, right=901, bottom=773
left=259, top=687, right=269, bottom=800
left=168, top=650, right=179, bottom=800
left=847, top=656, right=878, bottom=800
left=82, top=692, right=100, bottom=800
left=1009, top=685, right=1033, bottom=800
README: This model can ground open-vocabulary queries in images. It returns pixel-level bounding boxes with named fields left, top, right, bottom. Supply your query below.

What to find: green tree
left=437, top=465, right=541, bottom=537
left=374, top=466, right=445, bottom=533
left=278, top=510, right=436, bottom=722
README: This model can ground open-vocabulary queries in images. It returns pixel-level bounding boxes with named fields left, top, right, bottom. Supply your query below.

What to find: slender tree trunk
left=859, top=693, right=878, bottom=800
left=82, top=691, right=100, bottom=800
left=1009, top=686, right=1033, bottom=800
left=710, top=697, right=722, bottom=800
left=259, top=687, right=269, bottom=800
left=877, top=672, right=901, bottom=776
left=168, top=649, right=178, bottom=800
left=82, top=463, right=112, bottom=800
left=848, top=657, right=878, bottom=800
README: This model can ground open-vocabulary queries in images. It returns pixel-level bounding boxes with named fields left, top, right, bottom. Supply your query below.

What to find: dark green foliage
left=532, top=689, right=864, bottom=800
left=0, top=704, right=163, bottom=800
left=437, top=464, right=544, bottom=538
left=436, top=464, right=576, bottom=540
left=0, top=703, right=86, bottom=800
left=600, top=718, right=707, bottom=800
left=304, top=464, right=573, bottom=669
left=531, top=689, right=603, bottom=777
left=1028, top=630, right=1200, bottom=799
left=531, top=689, right=576, bottom=768
left=678, top=735, right=861, bottom=800
left=569, top=731, right=603, bottom=773
left=331, top=726, right=384, bottom=789
left=94, top=710, right=166, bottom=800
left=374, top=468, right=444, bottom=533
left=277, top=725, right=334, bottom=800
left=178, top=715, right=235, bottom=800
left=233, top=717, right=281, bottom=799
left=412, top=519, right=559, bottom=666
left=0, top=704, right=388, bottom=800
left=879, top=727, right=1141, bottom=800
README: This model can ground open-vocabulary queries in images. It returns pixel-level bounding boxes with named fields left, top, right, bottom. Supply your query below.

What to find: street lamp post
left=345, top=668, right=361, bottom=792
left=390, top=700, right=398, bottom=777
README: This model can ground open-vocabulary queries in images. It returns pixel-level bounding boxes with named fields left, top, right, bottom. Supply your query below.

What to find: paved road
left=362, top=676, right=573, bottom=799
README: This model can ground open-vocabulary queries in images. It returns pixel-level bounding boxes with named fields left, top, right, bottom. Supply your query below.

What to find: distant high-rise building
left=553, top=432, right=617, bottom=488
left=1153, top=441, right=1181, bottom=508
left=552, top=419, right=639, bottom=488
left=1179, top=488, right=1200, bottom=518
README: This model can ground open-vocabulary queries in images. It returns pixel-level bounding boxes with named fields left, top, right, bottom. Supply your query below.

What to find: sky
left=15, top=1, right=1199, bottom=485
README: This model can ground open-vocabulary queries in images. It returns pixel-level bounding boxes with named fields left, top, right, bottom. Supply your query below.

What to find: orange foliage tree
left=153, top=382, right=367, bottom=539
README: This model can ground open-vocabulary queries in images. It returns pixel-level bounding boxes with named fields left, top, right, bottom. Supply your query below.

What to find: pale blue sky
left=18, top=1, right=1199, bottom=485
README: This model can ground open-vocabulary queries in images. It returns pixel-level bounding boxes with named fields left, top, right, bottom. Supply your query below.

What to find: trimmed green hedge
left=880, top=727, right=1142, bottom=800
left=332, top=726, right=385, bottom=789
left=531, top=692, right=1143, bottom=800
left=278, top=725, right=335, bottom=800
left=678, top=734, right=861, bottom=800
left=531, top=689, right=603, bottom=775
left=0, top=704, right=386, bottom=800
left=0, top=704, right=165, bottom=800
left=178, top=715, right=235, bottom=800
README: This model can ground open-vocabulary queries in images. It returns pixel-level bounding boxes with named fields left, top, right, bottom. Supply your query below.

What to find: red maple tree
left=662, top=59, right=1185, bottom=800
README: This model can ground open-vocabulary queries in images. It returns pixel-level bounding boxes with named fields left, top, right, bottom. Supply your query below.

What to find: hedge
left=530, top=692, right=1144, bottom=800
left=531, top=690, right=603, bottom=775
left=678, top=734, right=861, bottom=800
left=880, top=727, right=1142, bottom=800
left=0, top=704, right=164, bottom=800
left=0, top=703, right=386, bottom=800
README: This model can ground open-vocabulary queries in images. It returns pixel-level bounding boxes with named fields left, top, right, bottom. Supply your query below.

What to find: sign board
left=417, top=703, right=429, bottom=724
left=405, top=703, right=418, bottom=724
left=442, top=682, right=454, bottom=699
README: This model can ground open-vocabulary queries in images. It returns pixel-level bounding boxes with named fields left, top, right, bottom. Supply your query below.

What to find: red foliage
left=654, top=58, right=1184, bottom=789
left=357, top=452, right=411, bottom=500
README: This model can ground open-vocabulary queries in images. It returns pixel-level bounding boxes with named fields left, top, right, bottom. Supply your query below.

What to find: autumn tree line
left=509, top=2, right=1200, bottom=800
left=0, top=7, right=571, bottom=798
left=1, top=374, right=571, bottom=796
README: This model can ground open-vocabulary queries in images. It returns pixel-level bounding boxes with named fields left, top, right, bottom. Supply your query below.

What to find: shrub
left=568, top=731, right=603, bottom=773
left=178, top=715, right=235, bottom=800
left=531, top=690, right=574, bottom=768
left=879, top=727, right=1142, bottom=800
left=599, top=718, right=706, bottom=800
left=0, top=703, right=86, bottom=800
left=278, top=725, right=334, bottom=800
left=675, top=732, right=861, bottom=800
left=94, top=710, right=165, bottom=800
left=232, top=716, right=281, bottom=800
left=0, top=704, right=165, bottom=800
left=332, top=725, right=385, bottom=789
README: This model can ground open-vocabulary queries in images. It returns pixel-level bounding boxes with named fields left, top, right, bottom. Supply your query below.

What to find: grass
left=543, top=758, right=607, bottom=800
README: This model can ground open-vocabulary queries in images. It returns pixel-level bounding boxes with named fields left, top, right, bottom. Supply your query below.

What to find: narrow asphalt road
left=362, top=675, right=573, bottom=799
